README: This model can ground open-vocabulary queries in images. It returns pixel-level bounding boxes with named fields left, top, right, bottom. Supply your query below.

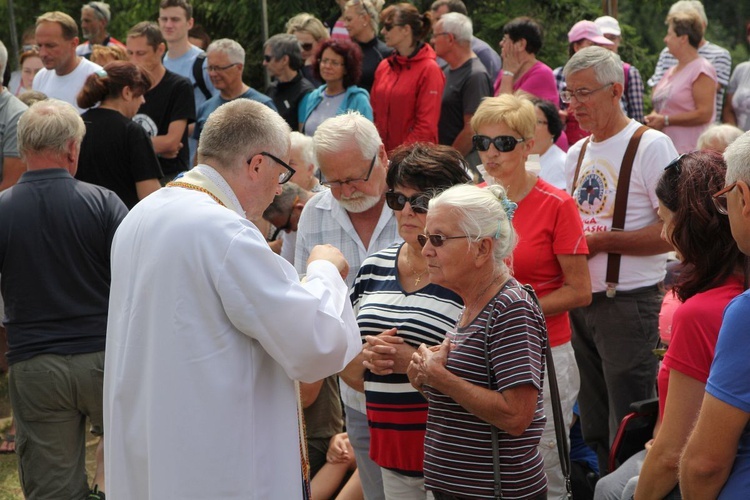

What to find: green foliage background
left=2, top=0, right=748, bottom=112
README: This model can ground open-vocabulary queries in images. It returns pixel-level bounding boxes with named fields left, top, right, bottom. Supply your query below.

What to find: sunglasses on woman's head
left=385, top=191, right=429, bottom=213
left=472, top=135, right=526, bottom=153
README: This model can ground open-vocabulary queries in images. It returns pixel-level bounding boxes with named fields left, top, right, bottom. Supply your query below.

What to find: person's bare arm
left=452, top=115, right=475, bottom=157
left=339, top=351, right=366, bottom=393
left=722, top=92, right=737, bottom=125
left=585, top=221, right=672, bottom=259
left=300, top=380, right=324, bottom=408
left=537, top=254, right=592, bottom=316
left=151, top=119, right=188, bottom=159
left=634, top=371, right=705, bottom=499
left=135, top=179, right=161, bottom=200
left=680, top=393, right=750, bottom=498
left=0, top=157, right=26, bottom=191
left=645, top=74, right=716, bottom=129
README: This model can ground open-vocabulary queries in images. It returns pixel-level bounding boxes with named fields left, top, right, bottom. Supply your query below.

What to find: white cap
left=595, top=16, right=621, bottom=37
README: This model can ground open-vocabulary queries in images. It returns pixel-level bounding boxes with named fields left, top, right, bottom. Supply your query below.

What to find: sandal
left=0, top=433, right=15, bottom=454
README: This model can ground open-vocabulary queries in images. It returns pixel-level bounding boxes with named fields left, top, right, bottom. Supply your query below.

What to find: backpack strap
left=192, top=52, right=211, bottom=100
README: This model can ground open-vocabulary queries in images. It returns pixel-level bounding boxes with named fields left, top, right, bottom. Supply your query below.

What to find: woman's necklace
left=461, top=274, right=504, bottom=326
left=404, top=250, right=428, bottom=287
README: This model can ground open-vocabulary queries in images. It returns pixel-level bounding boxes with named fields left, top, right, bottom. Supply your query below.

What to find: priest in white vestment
left=104, top=99, right=361, bottom=499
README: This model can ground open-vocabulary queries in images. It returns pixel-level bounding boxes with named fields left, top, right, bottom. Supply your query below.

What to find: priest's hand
left=308, top=244, right=350, bottom=281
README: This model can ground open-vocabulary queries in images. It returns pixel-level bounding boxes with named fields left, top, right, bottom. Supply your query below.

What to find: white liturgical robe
left=104, top=185, right=361, bottom=499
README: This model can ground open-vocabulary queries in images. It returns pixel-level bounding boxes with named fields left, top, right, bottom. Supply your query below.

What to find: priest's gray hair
left=313, top=111, right=382, bottom=168
left=206, top=38, right=245, bottom=66
left=724, top=131, right=750, bottom=185
left=198, top=99, right=291, bottom=170
left=428, top=184, right=517, bottom=274
left=17, top=99, right=85, bottom=159
left=563, top=46, right=624, bottom=86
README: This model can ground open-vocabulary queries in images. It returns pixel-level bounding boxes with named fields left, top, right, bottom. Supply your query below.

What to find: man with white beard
left=295, top=111, right=400, bottom=500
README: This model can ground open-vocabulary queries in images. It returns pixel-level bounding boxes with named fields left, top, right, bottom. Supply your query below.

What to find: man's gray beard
left=82, top=32, right=92, bottom=40
left=338, top=192, right=381, bottom=213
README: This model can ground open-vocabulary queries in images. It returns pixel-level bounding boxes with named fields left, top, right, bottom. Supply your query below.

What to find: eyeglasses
left=417, top=232, right=472, bottom=248
left=299, top=42, right=314, bottom=51
left=712, top=182, right=737, bottom=215
left=263, top=54, right=273, bottom=62
left=320, top=58, right=344, bottom=67
left=472, top=135, right=526, bottom=153
left=207, top=63, right=238, bottom=73
left=256, top=152, right=296, bottom=184
left=536, top=120, right=548, bottom=125
left=383, top=23, right=404, bottom=31
left=271, top=196, right=300, bottom=241
left=385, top=191, right=430, bottom=214
left=321, top=155, right=377, bottom=189
left=560, top=83, right=614, bottom=104
left=432, top=32, right=451, bottom=39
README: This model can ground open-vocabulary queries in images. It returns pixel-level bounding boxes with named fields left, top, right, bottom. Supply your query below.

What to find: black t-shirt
left=358, top=37, right=392, bottom=93
left=133, top=69, right=195, bottom=177
left=78, top=108, right=163, bottom=209
left=267, top=73, right=315, bottom=131
left=438, top=57, right=492, bottom=146
left=0, top=169, right=128, bottom=364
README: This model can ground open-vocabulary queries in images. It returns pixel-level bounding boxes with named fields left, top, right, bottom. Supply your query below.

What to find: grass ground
left=0, top=374, right=98, bottom=499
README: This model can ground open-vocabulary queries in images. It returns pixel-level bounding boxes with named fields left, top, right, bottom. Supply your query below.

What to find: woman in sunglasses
left=407, top=183, right=548, bottom=499
left=298, top=38, right=373, bottom=136
left=286, top=13, right=330, bottom=87
left=472, top=93, right=591, bottom=498
left=341, top=143, right=470, bottom=498
left=369, top=3, right=444, bottom=153
left=595, top=151, right=748, bottom=500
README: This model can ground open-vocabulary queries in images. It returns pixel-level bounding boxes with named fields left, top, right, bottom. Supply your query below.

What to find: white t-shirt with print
left=565, top=119, right=677, bottom=292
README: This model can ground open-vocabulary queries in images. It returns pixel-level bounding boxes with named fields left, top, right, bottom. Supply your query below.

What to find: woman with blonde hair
left=342, top=0, right=391, bottom=91
left=287, top=13, right=330, bottom=87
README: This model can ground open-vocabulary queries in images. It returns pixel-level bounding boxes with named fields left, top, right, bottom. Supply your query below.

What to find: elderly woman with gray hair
left=407, top=184, right=548, bottom=499
left=264, top=34, right=316, bottom=131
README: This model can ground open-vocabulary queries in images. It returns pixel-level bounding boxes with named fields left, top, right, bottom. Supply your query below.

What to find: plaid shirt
left=648, top=41, right=732, bottom=120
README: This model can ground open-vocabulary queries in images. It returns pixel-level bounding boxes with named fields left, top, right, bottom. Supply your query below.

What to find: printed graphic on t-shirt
left=573, top=159, right=617, bottom=233
left=133, top=113, right=158, bottom=137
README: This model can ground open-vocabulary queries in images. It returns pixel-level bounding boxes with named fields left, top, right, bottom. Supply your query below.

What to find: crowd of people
left=1, top=0, right=750, bottom=499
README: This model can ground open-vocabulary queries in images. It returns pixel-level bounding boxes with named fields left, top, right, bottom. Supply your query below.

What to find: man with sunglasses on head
left=295, top=111, right=400, bottom=500
left=104, top=99, right=361, bottom=499
left=562, top=46, right=677, bottom=476
left=193, top=39, right=276, bottom=144
left=76, top=2, right=125, bottom=59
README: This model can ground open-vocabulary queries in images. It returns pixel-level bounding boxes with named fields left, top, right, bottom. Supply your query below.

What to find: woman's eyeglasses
left=712, top=182, right=737, bottom=215
left=385, top=191, right=430, bottom=214
left=299, top=42, right=314, bottom=51
left=263, top=55, right=273, bottom=62
left=417, top=232, right=472, bottom=248
left=472, top=135, right=526, bottom=153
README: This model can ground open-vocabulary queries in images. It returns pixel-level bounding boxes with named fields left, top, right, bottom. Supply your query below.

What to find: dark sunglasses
left=299, top=42, right=314, bottom=51
left=383, top=23, right=403, bottom=31
left=472, top=135, right=526, bottom=153
left=417, top=233, right=471, bottom=248
left=385, top=191, right=429, bottom=214
left=263, top=54, right=273, bottom=62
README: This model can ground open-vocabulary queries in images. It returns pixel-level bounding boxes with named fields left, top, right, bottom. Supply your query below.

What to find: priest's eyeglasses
left=258, top=152, right=296, bottom=184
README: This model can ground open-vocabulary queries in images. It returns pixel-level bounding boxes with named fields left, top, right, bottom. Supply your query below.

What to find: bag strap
left=192, top=52, right=212, bottom=100
left=570, top=137, right=591, bottom=197
left=605, top=125, right=649, bottom=296
left=483, top=306, right=503, bottom=500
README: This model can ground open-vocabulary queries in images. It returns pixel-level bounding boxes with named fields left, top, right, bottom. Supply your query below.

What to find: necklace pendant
left=414, top=276, right=421, bottom=286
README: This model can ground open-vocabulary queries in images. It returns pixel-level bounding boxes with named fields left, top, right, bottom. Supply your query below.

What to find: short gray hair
left=440, top=12, right=472, bottom=44
left=84, top=2, right=112, bottom=23
left=697, top=124, right=744, bottom=152
left=563, top=45, right=624, bottom=86
left=668, top=0, right=707, bottom=26
left=18, top=99, right=86, bottom=159
left=0, top=41, right=7, bottom=77
left=206, top=38, right=245, bottom=65
left=197, top=99, right=291, bottom=171
left=428, top=184, right=517, bottom=273
left=724, top=131, right=750, bottom=185
left=314, top=111, right=382, bottom=168
left=290, top=132, right=316, bottom=172
left=263, top=34, right=303, bottom=71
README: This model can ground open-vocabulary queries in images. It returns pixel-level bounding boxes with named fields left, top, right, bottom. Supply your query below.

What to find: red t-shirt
left=510, top=177, right=589, bottom=346
left=656, top=276, right=744, bottom=417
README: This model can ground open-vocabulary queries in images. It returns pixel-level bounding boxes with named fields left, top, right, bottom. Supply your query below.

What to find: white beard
left=338, top=192, right=381, bottom=213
